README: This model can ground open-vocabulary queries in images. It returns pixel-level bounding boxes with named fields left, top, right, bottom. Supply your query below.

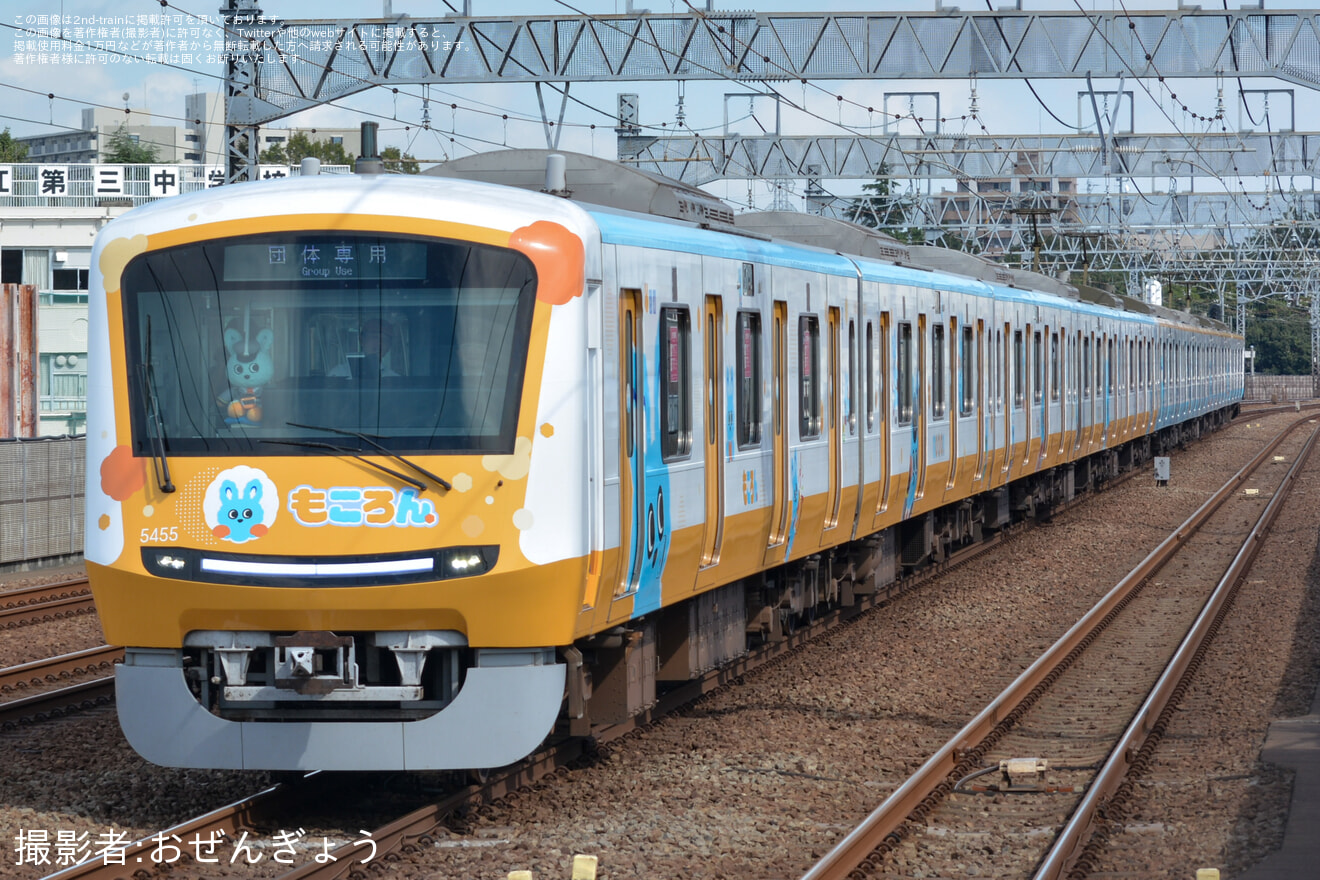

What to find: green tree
left=381, top=146, right=419, bottom=174
left=1233, top=208, right=1320, bottom=373
left=260, top=131, right=354, bottom=167
left=103, top=123, right=159, bottom=163
left=844, top=165, right=924, bottom=244
left=1244, top=298, right=1310, bottom=375
left=0, top=128, right=29, bottom=162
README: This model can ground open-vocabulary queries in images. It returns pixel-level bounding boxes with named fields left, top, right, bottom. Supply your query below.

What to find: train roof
left=423, top=151, right=1231, bottom=334
left=426, top=148, right=738, bottom=231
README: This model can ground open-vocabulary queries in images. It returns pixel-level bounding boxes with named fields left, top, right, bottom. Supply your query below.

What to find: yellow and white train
left=84, top=151, right=1242, bottom=770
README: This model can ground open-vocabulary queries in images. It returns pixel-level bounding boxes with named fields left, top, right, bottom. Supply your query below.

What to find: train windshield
left=121, top=232, right=537, bottom=456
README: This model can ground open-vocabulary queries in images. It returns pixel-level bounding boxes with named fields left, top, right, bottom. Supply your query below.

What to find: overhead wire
left=1104, top=0, right=1280, bottom=214
left=4, top=2, right=614, bottom=162
left=7, top=0, right=1304, bottom=261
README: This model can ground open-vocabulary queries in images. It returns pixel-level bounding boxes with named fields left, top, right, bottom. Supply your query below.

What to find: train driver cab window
left=931, top=322, right=946, bottom=420
left=897, top=321, right=913, bottom=425
left=1013, top=329, right=1025, bottom=409
left=799, top=315, right=822, bottom=439
left=660, top=306, right=692, bottom=460
left=960, top=324, right=974, bottom=416
left=119, top=231, right=537, bottom=457
left=736, top=311, right=762, bottom=447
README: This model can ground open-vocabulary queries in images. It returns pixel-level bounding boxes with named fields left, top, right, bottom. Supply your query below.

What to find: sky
left=4, top=0, right=1320, bottom=208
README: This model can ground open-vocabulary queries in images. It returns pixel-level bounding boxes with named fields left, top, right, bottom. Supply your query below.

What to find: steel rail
left=0, top=577, right=90, bottom=609
left=26, top=415, right=1244, bottom=879
left=42, top=776, right=336, bottom=880
left=0, top=677, right=113, bottom=729
left=801, top=412, right=1313, bottom=880
left=0, top=593, right=96, bottom=629
left=254, top=432, right=1175, bottom=880
left=1036, top=422, right=1320, bottom=880
left=0, top=645, right=122, bottom=695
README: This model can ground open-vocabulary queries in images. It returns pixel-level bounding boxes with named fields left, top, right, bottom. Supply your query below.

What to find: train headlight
left=440, top=546, right=498, bottom=578
left=449, top=553, right=483, bottom=572
left=143, top=551, right=195, bottom=578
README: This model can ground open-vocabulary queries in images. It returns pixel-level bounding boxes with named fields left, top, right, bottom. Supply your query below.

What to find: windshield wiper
left=287, top=422, right=452, bottom=491
left=262, top=439, right=427, bottom=492
left=137, top=317, right=175, bottom=493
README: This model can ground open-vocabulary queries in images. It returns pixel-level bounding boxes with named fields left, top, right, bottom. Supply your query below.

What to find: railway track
left=0, top=577, right=95, bottom=629
left=37, top=441, right=1174, bottom=880
left=42, top=776, right=341, bottom=880
left=0, top=645, right=121, bottom=695
left=0, top=646, right=120, bottom=729
left=29, top=415, right=1285, bottom=880
left=802, top=413, right=1318, bottom=880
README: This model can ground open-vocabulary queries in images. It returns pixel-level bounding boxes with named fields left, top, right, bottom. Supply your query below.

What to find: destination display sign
left=223, top=239, right=428, bottom=283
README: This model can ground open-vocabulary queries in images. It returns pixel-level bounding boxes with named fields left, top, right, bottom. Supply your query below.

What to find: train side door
left=617, top=288, right=647, bottom=597
left=700, top=296, right=724, bottom=567
left=874, top=310, right=893, bottom=525
left=973, top=319, right=987, bottom=484
left=913, top=313, right=929, bottom=505
left=766, top=300, right=789, bottom=559
left=946, top=316, right=959, bottom=492
left=1001, top=323, right=1012, bottom=479
left=825, top=306, right=842, bottom=530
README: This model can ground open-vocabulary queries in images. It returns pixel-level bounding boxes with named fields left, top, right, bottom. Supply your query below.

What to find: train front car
left=84, top=175, right=597, bottom=770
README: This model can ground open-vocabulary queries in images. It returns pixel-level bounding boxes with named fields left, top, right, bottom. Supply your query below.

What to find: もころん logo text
left=286, top=484, right=438, bottom=528
left=204, top=466, right=279, bottom=543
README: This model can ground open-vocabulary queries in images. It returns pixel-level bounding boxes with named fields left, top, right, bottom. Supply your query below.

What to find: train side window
left=1069, top=332, right=1076, bottom=400
left=960, top=324, right=974, bottom=416
left=1032, top=330, right=1043, bottom=404
left=931, top=322, right=946, bottom=420
left=1096, top=336, right=1103, bottom=397
left=799, top=314, right=821, bottom=439
left=1013, top=329, right=1025, bottom=409
left=739, top=262, right=755, bottom=298
left=660, top=307, right=692, bottom=460
left=848, top=319, right=857, bottom=435
left=1083, top=335, right=1091, bottom=398
left=1050, top=332, right=1060, bottom=402
left=1107, top=338, right=1115, bottom=395
left=897, top=321, right=913, bottom=425
left=736, top=311, right=762, bottom=448
left=865, top=321, right=875, bottom=432
left=625, top=317, right=636, bottom=457
left=996, top=328, right=1004, bottom=412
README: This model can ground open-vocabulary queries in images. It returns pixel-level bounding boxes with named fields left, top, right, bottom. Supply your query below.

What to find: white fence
left=0, top=435, right=83, bottom=567
left=1243, top=375, right=1317, bottom=402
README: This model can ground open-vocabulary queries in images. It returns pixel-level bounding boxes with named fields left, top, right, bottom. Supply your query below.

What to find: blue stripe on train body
left=630, top=316, right=674, bottom=617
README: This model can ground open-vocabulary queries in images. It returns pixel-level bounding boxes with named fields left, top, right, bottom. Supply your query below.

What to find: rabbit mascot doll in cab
left=218, top=326, right=274, bottom=425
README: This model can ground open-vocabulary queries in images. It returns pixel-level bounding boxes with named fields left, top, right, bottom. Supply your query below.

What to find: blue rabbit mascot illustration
left=213, top=477, right=268, bottom=542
